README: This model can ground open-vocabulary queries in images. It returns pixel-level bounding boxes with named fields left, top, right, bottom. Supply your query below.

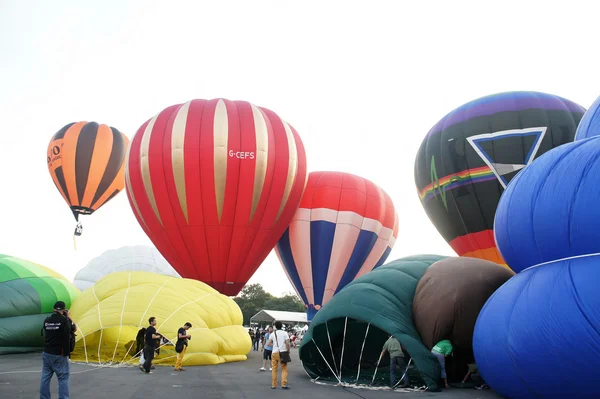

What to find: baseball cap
left=54, top=301, right=66, bottom=310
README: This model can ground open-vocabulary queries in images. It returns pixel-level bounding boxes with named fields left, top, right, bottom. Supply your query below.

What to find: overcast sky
left=1, top=0, right=598, bottom=297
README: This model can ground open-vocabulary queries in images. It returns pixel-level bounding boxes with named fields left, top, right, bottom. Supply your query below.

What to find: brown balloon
left=412, top=256, right=514, bottom=382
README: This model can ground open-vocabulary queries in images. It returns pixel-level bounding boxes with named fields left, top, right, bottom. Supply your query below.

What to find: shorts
left=468, top=363, right=478, bottom=373
left=263, top=349, right=272, bottom=360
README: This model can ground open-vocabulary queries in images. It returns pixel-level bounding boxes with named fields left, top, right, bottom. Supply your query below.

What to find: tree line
left=233, top=283, right=305, bottom=325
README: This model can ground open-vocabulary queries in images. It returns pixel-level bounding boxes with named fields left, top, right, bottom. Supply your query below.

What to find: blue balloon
left=494, top=136, right=600, bottom=272
left=575, top=95, right=600, bottom=140
left=473, top=255, right=600, bottom=399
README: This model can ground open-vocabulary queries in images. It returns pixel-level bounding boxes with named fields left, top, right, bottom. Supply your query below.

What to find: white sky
left=1, top=0, right=598, bottom=297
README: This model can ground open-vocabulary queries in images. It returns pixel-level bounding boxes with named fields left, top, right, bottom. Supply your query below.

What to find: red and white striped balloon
left=125, top=99, right=308, bottom=295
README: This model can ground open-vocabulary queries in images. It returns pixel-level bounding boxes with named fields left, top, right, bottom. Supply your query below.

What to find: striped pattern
left=275, top=172, right=398, bottom=320
left=47, top=122, right=130, bottom=220
left=124, top=99, right=307, bottom=296
left=449, top=230, right=504, bottom=265
left=0, top=254, right=79, bottom=318
left=426, top=91, right=586, bottom=139
left=419, top=166, right=496, bottom=203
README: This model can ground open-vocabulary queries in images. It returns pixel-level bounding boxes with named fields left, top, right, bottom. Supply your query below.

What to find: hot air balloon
left=574, top=94, right=600, bottom=140
left=47, top=122, right=129, bottom=237
left=124, top=99, right=307, bottom=296
left=70, top=271, right=250, bottom=366
left=73, top=245, right=180, bottom=291
left=275, top=171, right=398, bottom=320
left=475, top=136, right=600, bottom=398
left=414, top=91, right=585, bottom=268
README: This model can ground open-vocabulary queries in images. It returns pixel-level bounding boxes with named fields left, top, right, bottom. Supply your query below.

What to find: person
left=462, top=363, right=478, bottom=384
left=381, top=335, right=409, bottom=388
left=248, top=328, right=255, bottom=349
left=260, top=326, right=273, bottom=371
left=135, top=327, right=146, bottom=356
left=254, top=328, right=260, bottom=351
left=140, top=317, right=162, bottom=374
left=40, top=301, right=72, bottom=399
left=267, top=321, right=290, bottom=389
left=431, top=339, right=453, bottom=389
left=174, top=322, right=192, bottom=371
left=64, top=310, right=77, bottom=356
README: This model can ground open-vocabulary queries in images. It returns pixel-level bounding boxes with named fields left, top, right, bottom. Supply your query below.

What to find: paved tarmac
left=0, top=348, right=503, bottom=398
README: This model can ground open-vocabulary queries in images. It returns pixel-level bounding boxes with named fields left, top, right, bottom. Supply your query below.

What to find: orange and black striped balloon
left=47, top=121, right=130, bottom=221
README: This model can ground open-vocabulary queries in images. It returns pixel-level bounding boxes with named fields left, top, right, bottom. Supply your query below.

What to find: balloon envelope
left=473, top=255, right=600, bottom=399
left=494, top=136, right=600, bottom=272
left=73, top=245, right=180, bottom=291
left=70, top=271, right=250, bottom=365
left=47, top=121, right=129, bottom=224
left=574, top=95, right=600, bottom=140
left=412, top=256, right=514, bottom=381
left=415, top=91, right=585, bottom=268
left=299, top=255, right=447, bottom=390
left=275, top=171, right=398, bottom=320
left=124, top=99, right=307, bottom=296
left=0, top=255, right=79, bottom=354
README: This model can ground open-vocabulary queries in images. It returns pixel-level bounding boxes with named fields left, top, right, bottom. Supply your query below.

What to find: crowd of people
left=40, top=301, right=474, bottom=395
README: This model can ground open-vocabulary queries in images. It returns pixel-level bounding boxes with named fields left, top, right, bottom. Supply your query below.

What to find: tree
left=233, top=285, right=305, bottom=325
left=263, top=293, right=305, bottom=312
left=233, top=283, right=273, bottom=325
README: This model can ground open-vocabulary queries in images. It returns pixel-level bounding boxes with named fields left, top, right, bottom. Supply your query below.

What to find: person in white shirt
left=266, top=321, right=290, bottom=389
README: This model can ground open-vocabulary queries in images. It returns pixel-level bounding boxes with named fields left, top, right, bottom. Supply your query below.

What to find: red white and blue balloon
left=275, top=171, right=398, bottom=320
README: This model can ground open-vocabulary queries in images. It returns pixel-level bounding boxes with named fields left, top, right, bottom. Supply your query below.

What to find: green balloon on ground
left=299, top=254, right=447, bottom=391
left=0, top=254, right=79, bottom=354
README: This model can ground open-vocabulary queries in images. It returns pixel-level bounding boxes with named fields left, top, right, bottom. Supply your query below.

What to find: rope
left=392, top=357, right=412, bottom=389
left=355, top=323, right=370, bottom=383
left=91, top=284, right=103, bottom=365
left=111, top=273, right=132, bottom=363
left=311, top=338, right=342, bottom=384
left=325, top=321, right=339, bottom=376
left=338, top=317, right=347, bottom=381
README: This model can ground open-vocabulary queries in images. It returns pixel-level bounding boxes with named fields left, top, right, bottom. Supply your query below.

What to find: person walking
left=174, top=322, right=192, bottom=371
left=267, top=321, right=290, bottom=389
left=140, top=317, right=162, bottom=374
left=40, top=301, right=72, bottom=399
left=260, top=326, right=273, bottom=371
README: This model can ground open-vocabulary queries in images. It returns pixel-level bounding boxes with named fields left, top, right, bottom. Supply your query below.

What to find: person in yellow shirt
left=174, top=322, right=192, bottom=371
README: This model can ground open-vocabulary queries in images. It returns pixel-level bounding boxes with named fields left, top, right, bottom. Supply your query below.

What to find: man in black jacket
left=40, top=301, right=72, bottom=399
left=140, top=317, right=162, bottom=374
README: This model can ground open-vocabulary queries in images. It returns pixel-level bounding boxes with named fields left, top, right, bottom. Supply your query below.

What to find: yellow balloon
left=70, top=271, right=251, bottom=366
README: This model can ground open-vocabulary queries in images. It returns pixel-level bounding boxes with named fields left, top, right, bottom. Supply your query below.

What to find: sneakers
left=259, top=367, right=266, bottom=371
left=269, top=368, right=273, bottom=371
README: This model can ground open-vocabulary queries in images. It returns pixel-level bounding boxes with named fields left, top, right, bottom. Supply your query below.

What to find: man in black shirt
left=174, top=322, right=192, bottom=371
left=40, top=301, right=71, bottom=399
left=140, top=317, right=162, bottom=373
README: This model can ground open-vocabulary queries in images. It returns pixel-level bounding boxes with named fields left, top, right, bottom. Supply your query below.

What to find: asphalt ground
left=0, top=348, right=503, bottom=398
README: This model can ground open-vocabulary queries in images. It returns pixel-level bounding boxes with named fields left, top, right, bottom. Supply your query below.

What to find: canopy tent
left=250, top=310, right=307, bottom=327
left=299, top=255, right=447, bottom=391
